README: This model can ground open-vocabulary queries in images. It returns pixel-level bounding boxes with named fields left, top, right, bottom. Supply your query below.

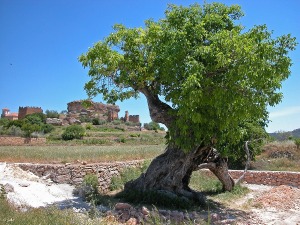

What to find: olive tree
left=79, top=3, right=296, bottom=200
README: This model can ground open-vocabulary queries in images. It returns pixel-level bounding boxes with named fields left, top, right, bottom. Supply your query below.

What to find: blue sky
left=0, top=0, right=299, bottom=132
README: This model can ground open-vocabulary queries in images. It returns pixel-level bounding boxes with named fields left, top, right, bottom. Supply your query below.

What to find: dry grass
left=0, top=145, right=165, bottom=164
left=251, top=140, right=300, bottom=172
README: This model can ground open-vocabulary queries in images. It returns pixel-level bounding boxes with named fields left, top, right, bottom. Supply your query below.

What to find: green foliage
left=25, top=113, right=46, bottom=124
left=7, top=119, right=24, bottom=129
left=83, top=174, right=99, bottom=190
left=110, top=160, right=150, bottom=191
left=0, top=118, right=9, bottom=127
left=144, top=121, right=163, bottom=131
left=61, top=125, right=85, bottom=140
left=79, top=2, right=297, bottom=155
left=41, top=123, right=54, bottom=134
left=92, top=118, right=103, bottom=125
left=294, top=138, right=300, bottom=149
left=45, top=109, right=59, bottom=118
left=21, top=123, right=41, bottom=137
left=7, top=125, right=24, bottom=136
left=85, top=123, right=93, bottom=130
left=79, top=115, right=92, bottom=123
left=0, top=198, right=86, bottom=225
left=219, top=121, right=268, bottom=169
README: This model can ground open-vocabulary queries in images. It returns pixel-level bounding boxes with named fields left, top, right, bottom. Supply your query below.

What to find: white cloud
left=269, top=106, right=300, bottom=119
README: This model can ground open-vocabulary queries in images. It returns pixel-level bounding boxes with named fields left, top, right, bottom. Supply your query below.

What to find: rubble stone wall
left=17, top=161, right=143, bottom=193
left=15, top=161, right=300, bottom=193
left=201, top=169, right=300, bottom=188
left=0, top=136, right=46, bottom=145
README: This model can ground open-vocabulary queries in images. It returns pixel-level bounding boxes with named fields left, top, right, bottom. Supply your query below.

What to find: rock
left=126, top=217, right=138, bottom=225
left=141, top=206, right=149, bottom=215
left=19, top=182, right=30, bottom=187
left=4, top=183, right=14, bottom=192
left=46, top=118, right=62, bottom=126
left=115, top=202, right=132, bottom=210
left=211, top=213, right=221, bottom=222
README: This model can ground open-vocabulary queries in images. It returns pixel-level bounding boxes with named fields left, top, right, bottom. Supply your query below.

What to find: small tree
left=62, top=125, right=86, bottom=140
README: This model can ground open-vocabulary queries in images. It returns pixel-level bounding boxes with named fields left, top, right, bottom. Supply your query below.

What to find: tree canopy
left=79, top=3, right=296, bottom=153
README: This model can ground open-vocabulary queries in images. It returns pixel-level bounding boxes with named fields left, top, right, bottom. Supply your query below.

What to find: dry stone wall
left=0, top=136, right=46, bottom=145
left=14, top=162, right=300, bottom=193
left=202, top=169, right=300, bottom=188
left=229, top=170, right=300, bottom=187
left=17, top=161, right=143, bottom=193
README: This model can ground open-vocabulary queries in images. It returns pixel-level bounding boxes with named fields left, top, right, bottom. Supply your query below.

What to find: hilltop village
left=1, top=100, right=140, bottom=126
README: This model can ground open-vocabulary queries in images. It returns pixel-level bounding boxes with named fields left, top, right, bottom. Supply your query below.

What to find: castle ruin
left=123, top=111, right=140, bottom=123
left=18, top=107, right=43, bottom=120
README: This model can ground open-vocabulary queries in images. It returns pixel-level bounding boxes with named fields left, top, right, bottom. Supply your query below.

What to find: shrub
left=143, top=121, right=164, bottom=131
left=112, top=120, right=122, bottom=125
left=7, top=125, right=24, bottom=136
left=61, top=125, right=85, bottom=140
left=73, top=174, right=99, bottom=203
left=41, top=124, right=54, bottom=134
left=25, top=112, right=46, bottom=124
left=294, top=138, right=300, bottom=149
left=85, top=123, right=93, bottom=130
left=92, top=118, right=100, bottom=125
left=45, top=109, right=59, bottom=118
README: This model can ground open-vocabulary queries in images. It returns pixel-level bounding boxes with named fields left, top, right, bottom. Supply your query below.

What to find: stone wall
left=15, top=162, right=300, bottom=194
left=0, top=136, right=46, bottom=145
left=201, top=169, right=300, bottom=188
left=17, top=160, right=143, bottom=193
left=129, top=115, right=140, bottom=123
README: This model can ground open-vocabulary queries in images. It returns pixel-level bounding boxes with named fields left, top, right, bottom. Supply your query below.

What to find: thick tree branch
left=139, top=87, right=175, bottom=129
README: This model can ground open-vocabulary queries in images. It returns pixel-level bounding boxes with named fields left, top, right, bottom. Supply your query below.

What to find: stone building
left=67, top=100, right=120, bottom=121
left=123, top=111, right=140, bottom=123
left=1, top=108, right=18, bottom=120
left=18, top=107, right=43, bottom=120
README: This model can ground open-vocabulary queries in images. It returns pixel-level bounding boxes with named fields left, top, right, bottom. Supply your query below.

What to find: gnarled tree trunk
left=124, top=144, right=235, bottom=202
left=126, top=87, right=235, bottom=201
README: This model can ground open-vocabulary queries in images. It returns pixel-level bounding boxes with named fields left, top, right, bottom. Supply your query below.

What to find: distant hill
left=269, top=128, right=300, bottom=140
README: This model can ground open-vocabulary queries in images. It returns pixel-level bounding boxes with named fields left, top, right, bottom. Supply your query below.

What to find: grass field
left=0, top=145, right=165, bottom=163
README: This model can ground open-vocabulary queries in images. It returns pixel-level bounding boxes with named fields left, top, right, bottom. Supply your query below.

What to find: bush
left=73, top=174, right=99, bottom=203
left=8, top=125, right=24, bottom=136
left=112, top=120, right=122, bottom=125
left=92, top=118, right=100, bottom=125
left=85, top=123, right=93, bottom=130
left=62, top=125, right=85, bottom=140
left=144, top=121, right=164, bottom=131
left=45, top=109, right=59, bottom=118
left=41, top=124, right=54, bottom=134
left=294, top=138, right=300, bottom=149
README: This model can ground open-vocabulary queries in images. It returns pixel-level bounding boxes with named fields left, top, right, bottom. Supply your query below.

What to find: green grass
left=0, top=145, right=165, bottom=163
left=0, top=198, right=102, bottom=225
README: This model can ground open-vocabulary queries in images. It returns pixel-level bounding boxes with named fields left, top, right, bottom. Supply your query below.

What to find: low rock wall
left=17, top=161, right=143, bottom=193
left=16, top=162, right=300, bottom=193
left=0, top=136, right=46, bottom=146
left=201, top=169, right=300, bottom=188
